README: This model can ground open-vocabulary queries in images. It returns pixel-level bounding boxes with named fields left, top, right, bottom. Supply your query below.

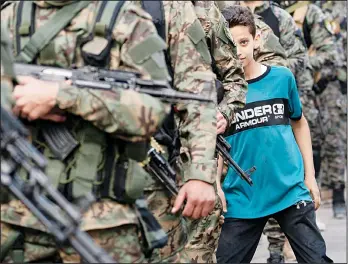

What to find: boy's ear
left=253, top=29, right=261, bottom=49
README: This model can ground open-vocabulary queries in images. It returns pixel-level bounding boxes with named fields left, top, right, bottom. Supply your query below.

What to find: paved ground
left=251, top=201, right=347, bottom=263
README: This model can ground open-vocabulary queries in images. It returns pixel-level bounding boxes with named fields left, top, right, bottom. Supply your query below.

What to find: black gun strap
left=141, top=0, right=174, bottom=80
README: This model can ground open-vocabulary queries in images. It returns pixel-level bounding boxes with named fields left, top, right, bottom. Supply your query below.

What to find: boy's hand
left=305, top=176, right=321, bottom=210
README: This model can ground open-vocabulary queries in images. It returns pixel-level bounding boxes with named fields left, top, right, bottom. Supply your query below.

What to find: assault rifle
left=216, top=135, right=255, bottom=186
left=0, top=106, right=116, bottom=263
left=144, top=139, right=179, bottom=196
left=14, top=63, right=214, bottom=160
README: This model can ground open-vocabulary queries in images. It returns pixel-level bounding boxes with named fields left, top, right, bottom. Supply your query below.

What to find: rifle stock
left=216, top=135, right=255, bottom=186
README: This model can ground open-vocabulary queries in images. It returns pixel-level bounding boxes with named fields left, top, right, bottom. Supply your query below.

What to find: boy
left=216, top=6, right=332, bottom=263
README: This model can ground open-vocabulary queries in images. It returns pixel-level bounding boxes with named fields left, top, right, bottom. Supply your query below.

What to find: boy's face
left=229, top=25, right=259, bottom=68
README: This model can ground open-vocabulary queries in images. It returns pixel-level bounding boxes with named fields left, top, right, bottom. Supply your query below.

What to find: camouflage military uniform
left=130, top=1, right=217, bottom=263
left=182, top=2, right=248, bottom=263
left=315, top=0, right=347, bottom=217
left=1, top=1, right=171, bottom=262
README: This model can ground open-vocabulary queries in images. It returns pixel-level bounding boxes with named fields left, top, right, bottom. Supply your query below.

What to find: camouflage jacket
left=315, top=1, right=346, bottom=82
left=133, top=1, right=218, bottom=184
left=302, top=4, right=337, bottom=74
left=193, top=1, right=247, bottom=125
left=253, top=15, right=288, bottom=67
left=1, top=1, right=170, bottom=142
left=253, top=1, right=308, bottom=77
left=1, top=0, right=171, bottom=230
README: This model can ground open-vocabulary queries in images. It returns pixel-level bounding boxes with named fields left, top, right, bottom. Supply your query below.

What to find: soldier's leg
left=184, top=193, right=223, bottom=263
left=1, top=222, right=59, bottom=263
left=58, top=224, right=146, bottom=263
left=320, top=83, right=347, bottom=218
left=144, top=189, right=190, bottom=263
left=263, top=218, right=285, bottom=263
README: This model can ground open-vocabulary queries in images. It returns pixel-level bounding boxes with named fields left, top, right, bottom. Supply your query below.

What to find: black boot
left=332, top=185, right=346, bottom=219
left=267, top=253, right=284, bottom=263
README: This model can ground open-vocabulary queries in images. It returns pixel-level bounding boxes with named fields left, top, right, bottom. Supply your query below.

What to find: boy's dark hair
left=221, top=5, right=256, bottom=38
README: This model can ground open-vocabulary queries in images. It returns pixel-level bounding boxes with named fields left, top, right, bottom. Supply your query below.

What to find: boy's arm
left=291, top=115, right=321, bottom=210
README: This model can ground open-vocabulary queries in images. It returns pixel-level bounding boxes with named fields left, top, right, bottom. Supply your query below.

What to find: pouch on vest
left=112, top=156, right=148, bottom=204
left=80, top=1, right=125, bottom=68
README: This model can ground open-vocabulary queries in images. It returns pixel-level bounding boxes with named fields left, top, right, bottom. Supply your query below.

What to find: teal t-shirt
left=223, top=66, right=312, bottom=219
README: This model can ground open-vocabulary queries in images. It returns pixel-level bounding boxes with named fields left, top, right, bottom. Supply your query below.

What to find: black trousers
left=216, top=201, right=333, bottom=263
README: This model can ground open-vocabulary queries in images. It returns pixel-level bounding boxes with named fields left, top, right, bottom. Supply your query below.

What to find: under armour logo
left=273, top=104, right=284, bottom=115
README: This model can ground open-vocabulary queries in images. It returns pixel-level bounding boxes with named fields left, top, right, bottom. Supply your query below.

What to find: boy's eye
left=240, top=40, right=248, bottom=45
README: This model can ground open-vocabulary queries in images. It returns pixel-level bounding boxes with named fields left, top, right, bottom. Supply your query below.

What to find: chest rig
left=13, top=0, right=149, bottom=203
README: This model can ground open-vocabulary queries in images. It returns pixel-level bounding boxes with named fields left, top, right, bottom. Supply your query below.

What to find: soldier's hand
left=305, top=176, right=321, bottom=210
left=217, top=111, right=228, bottom=134
left=171, top=180, right=215, bottom=219
left=13, top=76, right=60, bottom=121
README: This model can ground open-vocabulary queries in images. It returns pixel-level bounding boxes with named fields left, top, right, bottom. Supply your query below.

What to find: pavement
left=251, top=200, right=347, bottom=263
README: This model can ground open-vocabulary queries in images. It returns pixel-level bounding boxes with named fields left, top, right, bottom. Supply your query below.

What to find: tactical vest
left=13, top=0, right=151, bottom=203
left=258, top=6, right=281, bottom=39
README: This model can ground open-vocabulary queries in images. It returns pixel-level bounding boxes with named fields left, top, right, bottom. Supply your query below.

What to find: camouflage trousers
left=1, top=222, right=145, bottom=263
left=0, top=199, right=146, bottom=263
left=144, top=189, right=190, bottom=263
left=185, top=193, right=223, bottom=263
left=319, top=81, right=347, bottom=189
left=263, top=218, right=285, bottom=256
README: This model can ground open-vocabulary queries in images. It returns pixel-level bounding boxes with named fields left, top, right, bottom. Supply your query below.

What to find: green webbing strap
left=0, top=230, right=24, bottom=263
left=16, top=1, right=91, bottom=63
left=18, top=1, right=34, bottom=52
left=0, top=31, right=16, bottom=80
left=94, top=0, right=125, bottom=38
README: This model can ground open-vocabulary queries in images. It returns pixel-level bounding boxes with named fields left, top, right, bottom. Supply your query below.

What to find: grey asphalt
left=251, top=202, right=347, bottom=263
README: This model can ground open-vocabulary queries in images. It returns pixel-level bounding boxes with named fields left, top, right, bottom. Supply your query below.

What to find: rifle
left=143, top=138, right=179, bottom=197
left=216, top=135, right=255, bottom=186
left=0, top=106, right=116, bottom=263
left=14, top=63, right=214, bottom=160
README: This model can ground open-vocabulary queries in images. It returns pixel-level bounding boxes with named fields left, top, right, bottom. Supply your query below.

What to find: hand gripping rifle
left=14, top=63, right=214, bottom=161
left=216, top=135, right=255, bottom=186
left=0, top=106, right=116, bottom=263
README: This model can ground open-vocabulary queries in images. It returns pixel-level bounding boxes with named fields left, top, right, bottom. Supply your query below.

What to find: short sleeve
left=288, top=73, right=302, bottom=120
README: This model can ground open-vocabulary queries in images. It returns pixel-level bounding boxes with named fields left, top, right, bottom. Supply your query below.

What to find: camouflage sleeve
left=254, top=17, right=288, bottom=67
left=210, top=4, right=247, bottom=125
left=165, top=1, right=217, bottom=184
left=56, top=3, right=171, bottom=140
left=272, top=5, right=307, bottom=75
left=56, top=85, right=170, bottom=141
left=1, top=2, right=170, bottom=140
left=306, top=4, right=337, bottom=72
